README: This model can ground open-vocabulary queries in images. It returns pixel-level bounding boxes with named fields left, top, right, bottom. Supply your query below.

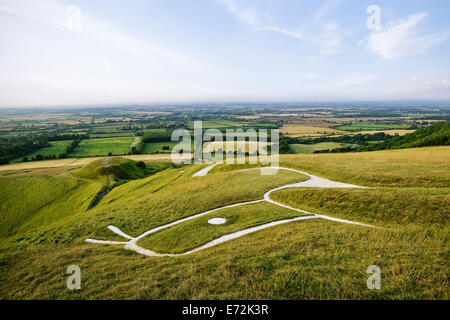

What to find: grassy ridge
left=0, top=158, right=174, bottom=241
left=359, top=122, right=450, bottom=151
left=0, top=148, right=448, bottom=299
left=280, top=146, right=450, bottom=187
left=0, top=174, right=102, bottom=238
left=75, top=157, right=148, bottom=181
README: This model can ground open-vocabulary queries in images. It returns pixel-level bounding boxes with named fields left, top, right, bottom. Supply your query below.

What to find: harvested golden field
left=203, top=141, right=271, bottom=154
left=349, top=129, right=416, bottom=136
left=0, top=154, right=181, bottom=172
left=280, top=124, right=342, bottom=137
left=0, top=123, right=15, bottom=131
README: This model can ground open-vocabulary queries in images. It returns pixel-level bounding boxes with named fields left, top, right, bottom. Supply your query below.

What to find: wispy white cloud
left=366, top=12, right=450, bottom=60
left=103, top=61, right=113, bottom=73
left=262, top=26, right=304, bottom=40
left=219, top=0, right=261, bottom=25
left=218, top=0, right=346, bottom=54
left=311, top=0, right=341, bottom=25
left=0, top=0, right=198, bottom=66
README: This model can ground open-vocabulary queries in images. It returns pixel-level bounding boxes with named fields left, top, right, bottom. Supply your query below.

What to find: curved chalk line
left=85, top=166, right=376, bottom=257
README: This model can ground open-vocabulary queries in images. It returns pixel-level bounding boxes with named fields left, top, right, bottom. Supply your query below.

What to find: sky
left=0, top=0, right=450, bottom=107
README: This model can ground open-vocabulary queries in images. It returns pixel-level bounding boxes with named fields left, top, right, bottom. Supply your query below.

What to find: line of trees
left=357, top=122, right=449, bottom=151
left=313, top=122, right=449, bottom=153
left=0, top=133, right=89, bottom=164
left=0, top=135, right=49, bottom=164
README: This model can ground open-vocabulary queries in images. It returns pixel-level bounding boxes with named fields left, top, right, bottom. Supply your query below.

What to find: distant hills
left=359, top=122, right=450, bottom=151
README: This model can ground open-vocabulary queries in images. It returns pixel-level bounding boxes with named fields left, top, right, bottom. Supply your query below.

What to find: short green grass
left=0, top=174, right=102, bottom=238
left=69, top=137, right=134, bottom=157
left=0, top=220, right=447, bottom=299
left=289, top=142, right=345, bottom=154
left=89, top=165, right=307, bottom=236
left=137, top=201, right=310, bottom=254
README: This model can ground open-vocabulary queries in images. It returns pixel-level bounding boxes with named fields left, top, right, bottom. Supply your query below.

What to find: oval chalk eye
left=207, top=218, right=227, bottom=225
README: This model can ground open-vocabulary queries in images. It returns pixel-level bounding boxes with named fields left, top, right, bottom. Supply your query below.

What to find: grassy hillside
left=271, top=187, right=449, bottom=226
left=0, top=148, right=448, bottom=299
left=359, top=122, right=449, bottom=151
left=88, top=165, right=307, bottom=236
left=75, top=157, right=145, bottom=180
left=280, top=147, right=450, bottom=187
left=0, top=158, right=173, bottom=240
left=0, top=174, right=102, bottom=239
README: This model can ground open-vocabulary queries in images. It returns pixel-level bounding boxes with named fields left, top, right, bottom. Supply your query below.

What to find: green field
left=70, top=137, right=135, bottom=157
left=335, top=123, right=412, bottom=131
left=289, top=142, right=345, bottom=154
left=141, top=142, right=179, bottom=154
left=0, top=147, right=448, bottom=299
left=11, top=140, right=73, bottom=163
left=89, top=133, right=134, bottom=138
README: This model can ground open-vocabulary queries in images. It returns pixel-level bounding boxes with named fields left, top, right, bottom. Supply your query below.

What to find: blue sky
left=1, top=0, right=450, bottom=107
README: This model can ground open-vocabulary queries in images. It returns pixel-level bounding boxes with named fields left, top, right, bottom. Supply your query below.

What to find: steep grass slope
left=75, top=157, right=148, bottom=180
left=360, top=122, right=449, bottom=151
left=0, top=174, right=102, bottom=238
left=0, top=158, right=173, bottom=240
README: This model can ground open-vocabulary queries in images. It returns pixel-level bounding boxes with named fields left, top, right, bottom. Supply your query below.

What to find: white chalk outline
left=85, top=166, right=376, bottom=257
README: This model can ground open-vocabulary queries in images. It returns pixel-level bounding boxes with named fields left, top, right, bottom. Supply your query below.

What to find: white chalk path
left=85, top=166, right=376, bottom=257
left=130, top=136, right=141, bottom=148
left=192, top=163, right=218, bottom=177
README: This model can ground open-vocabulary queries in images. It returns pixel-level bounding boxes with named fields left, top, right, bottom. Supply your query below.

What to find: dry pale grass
left=280, top=146, right=450, bottom=187
left=283, top=146, right=450, bottom=165
left=236, top=115, right=262, bottom=120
